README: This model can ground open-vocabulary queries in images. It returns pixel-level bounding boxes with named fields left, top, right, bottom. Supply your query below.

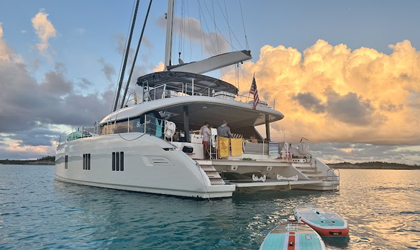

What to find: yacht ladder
left=200, top=165, right=225, bottom=185
left=295, top=164, right=325, bottom=180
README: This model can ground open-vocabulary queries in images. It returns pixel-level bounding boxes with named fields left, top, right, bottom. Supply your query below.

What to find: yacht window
left=83, top=154, right=91, bottom=170
left=114, top=121, right=129, bottom=133
left=120, top=152, right=124, bottom=171
left=128, top=113, right=157, bottom=134
left=112, top=151, right=125, bottom=171
left=100, top=124, right=110, bottom=135
left=116, top=152, right=120, bottom=171
left=65, top=155, right=68, bottom=169
left=112, top=152, right=115, bottom=171
left=100, top=112, right=161, bottom=135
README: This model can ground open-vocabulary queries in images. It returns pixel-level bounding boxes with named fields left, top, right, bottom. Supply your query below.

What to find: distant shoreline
left=0, top=161, right=54, bottom=166
left=330, top=163, right=420, bottom=170
left=0, top=156, right=55, bottom=166
left=332, top=166, right=420, bottom=170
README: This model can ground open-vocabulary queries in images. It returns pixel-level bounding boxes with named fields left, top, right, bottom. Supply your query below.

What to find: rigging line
left=118, top=132, right=148, bottom=141
left=217, top=0, right=242, bottom=50
left=238, top=0, right=249, bottom=50
left=201, top=1, right=218, bottom=56
left=120, top=0, right=154, bottom=109
left=197, top=1, right=213, bottom=58
left=186, top=0, right=192, bottom=62
left=177, top=0, right=183, bottom=56
left=217, top=1, right=241, bottom=50
left=211, top=1, right=220, bottom=55
left=239, top=65, right=252, bottom=98
left=112, top=0, right=138, bottom=112
left=113, top=0, right=141, bottom=112
left=202, top=1, right=239, bottom=53
left=239, top=64, right=251, bottom=84
left=182, top=0, right=186, bottom=59
left=222, top=0, right=233, bottom=51
left=197, top=1, right=204, bottom=59
left=219, top=64, right=235, bottom=83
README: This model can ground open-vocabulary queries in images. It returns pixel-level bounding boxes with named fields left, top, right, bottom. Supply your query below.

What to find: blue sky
left=1, top=0, right=419, bottom=163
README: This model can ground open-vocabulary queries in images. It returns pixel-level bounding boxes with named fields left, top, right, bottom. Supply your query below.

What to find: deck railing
left=140, top=82, right=274, bottom=108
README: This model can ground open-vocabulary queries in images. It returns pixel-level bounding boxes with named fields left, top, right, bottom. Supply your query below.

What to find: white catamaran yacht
left=55, top=0, right=339, bottom=198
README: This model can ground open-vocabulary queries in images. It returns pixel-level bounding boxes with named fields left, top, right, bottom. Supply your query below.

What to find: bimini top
left=136, top=71, right=238, bottom=95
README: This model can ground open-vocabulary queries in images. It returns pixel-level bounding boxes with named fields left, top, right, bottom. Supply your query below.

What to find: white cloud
left=157, top=16, right=229, bottom=57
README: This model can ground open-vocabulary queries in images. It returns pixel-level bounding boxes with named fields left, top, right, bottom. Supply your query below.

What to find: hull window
left=112, top=152, right=115, bottom=171
left=120, top=152, right=124, bottom=171
left=83, top=154, right=91, bottom=170
left=65, top=155, right=68, bottom=169
left=112, top=152, right=125, bottom=171
left=116, top=152, right=120, bottom=171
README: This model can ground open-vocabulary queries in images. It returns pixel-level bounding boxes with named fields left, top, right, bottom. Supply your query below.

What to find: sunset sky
left=0, top=0, right=419, bottom=164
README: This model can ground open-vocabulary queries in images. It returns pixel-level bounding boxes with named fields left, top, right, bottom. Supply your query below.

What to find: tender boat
left=260, top=221, right=327, bottom=250
left=294, top=203, right=349, bottom=237
left=54, top=0, right=340, bottom=198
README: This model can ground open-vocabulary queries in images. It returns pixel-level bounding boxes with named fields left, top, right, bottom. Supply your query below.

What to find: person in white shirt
left=200, top=122, right=211, bottom=159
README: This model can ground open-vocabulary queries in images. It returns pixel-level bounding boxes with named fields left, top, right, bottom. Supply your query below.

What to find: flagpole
left=249, top=73, right=259, bottom=110
left=247, top=72, right=255, bottom=103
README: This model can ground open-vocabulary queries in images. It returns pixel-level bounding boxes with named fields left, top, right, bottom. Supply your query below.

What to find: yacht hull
left=55, top=133, right=235, bottom=198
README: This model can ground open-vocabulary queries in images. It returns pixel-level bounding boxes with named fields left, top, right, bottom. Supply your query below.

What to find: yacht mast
left=164, top=0, right=174, bottom=70
left=112, top=0, right=140, bottom=112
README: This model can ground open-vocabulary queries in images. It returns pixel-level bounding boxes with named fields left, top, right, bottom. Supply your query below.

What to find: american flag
left=249, top=76, right=259, bottom=110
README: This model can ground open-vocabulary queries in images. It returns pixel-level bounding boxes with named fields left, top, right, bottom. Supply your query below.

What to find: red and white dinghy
left=294, top=203, right=349, bottom=237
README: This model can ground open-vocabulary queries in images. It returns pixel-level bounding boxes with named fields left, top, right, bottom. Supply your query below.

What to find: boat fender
left=182, top=146, right=193, bottom=153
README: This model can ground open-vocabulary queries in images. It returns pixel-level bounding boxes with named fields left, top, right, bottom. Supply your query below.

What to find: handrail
left=327, top=168, right=340, bottom=191
left=140, top=80, right=276, bottom=109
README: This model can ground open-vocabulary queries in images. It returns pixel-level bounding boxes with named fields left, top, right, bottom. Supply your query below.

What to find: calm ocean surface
left=1, top=165, right=419, bottom=250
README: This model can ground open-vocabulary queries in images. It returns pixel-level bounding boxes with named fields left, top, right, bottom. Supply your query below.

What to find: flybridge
left=136, top=71, right=239, bottom=96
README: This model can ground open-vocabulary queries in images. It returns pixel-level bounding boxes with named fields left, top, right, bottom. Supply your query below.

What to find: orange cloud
left=153, top=62, right=165, bottom=72
left=0, top=23, right=23, bottom=63
left=6, top=140, right=57, bottom=156
left=223, top=40, right=420, bottom=145
left=0, top=23, right=11, bottom=61
left=31, top=10, right=56, bottom=54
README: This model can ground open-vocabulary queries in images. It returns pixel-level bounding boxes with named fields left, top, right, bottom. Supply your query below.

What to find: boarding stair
left=200, top=164, right=225, bottom=185
left=295, top=163, right=326, bottom=180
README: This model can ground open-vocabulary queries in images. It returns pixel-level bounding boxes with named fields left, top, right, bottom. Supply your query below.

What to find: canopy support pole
left=183, top=106, right=190, bottom=142
left=265, top=114, right=271, bottom=141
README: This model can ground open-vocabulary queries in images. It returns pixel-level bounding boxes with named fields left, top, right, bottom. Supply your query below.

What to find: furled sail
left=167, top=50, right=251, bottom=75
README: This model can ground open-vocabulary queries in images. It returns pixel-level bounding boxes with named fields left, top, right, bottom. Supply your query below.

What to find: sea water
left=0, top=164, right=419, bottom=250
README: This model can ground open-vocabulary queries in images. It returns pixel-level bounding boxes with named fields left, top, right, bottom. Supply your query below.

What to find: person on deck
left=217, top=120, right=232, bottom=138
left=249, top=135, right=258, bottom=143
left=200, top=122, right=211, bottom=159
